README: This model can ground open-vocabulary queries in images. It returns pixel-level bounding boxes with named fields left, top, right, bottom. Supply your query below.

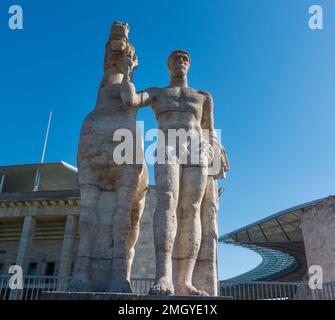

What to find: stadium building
left=0, top=161, right=334, bottom=299
left=220, top=196, right=335, bottom=283
left=0, top=162, right=156, bottom=295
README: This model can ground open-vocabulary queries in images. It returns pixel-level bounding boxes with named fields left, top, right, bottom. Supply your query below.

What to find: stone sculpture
left=68, top=21, right=148, bottom=293
left=192, top=133, right=229, bottom=296
left=121, top=49, right=228, bottom=296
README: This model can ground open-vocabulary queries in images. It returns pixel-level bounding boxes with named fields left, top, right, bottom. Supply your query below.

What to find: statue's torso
left=152, top=87, right=205, bottom=132
left=150, top=86, right=208, bottom=165
left=82, top=83, right=137, bottom=136
left=77, top=83, right=142, bottom=169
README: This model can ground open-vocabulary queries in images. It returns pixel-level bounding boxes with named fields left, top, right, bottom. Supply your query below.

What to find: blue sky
left=0, top=0, right=334, bottom=280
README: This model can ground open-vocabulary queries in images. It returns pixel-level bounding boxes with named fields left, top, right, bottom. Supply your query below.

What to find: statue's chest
left=159, top=88, right=204, bottom=111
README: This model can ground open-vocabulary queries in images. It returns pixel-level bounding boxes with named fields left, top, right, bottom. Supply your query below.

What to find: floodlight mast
left=33, top=111, right=53, bottom=192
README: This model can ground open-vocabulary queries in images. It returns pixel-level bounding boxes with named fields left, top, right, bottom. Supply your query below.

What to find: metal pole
left=33, top=111, right=53, bottom=192
left=0, top=175, right=5, bottom=193
left=33, top=170, right=40, bottom=192
left=41, top=111, right=52, bottom=164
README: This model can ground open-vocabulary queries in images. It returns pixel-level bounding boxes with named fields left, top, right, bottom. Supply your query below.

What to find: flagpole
left=33, top=111, right=52, bottom=191
left=41, top=111, right=53, bottom=164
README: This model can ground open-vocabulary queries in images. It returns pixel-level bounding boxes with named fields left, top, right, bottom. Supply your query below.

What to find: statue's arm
left=121, top=78, right=155, bottom=108
left=201, top=92, right=215, bottom=143
left=120, top=56, right=156, bottom=108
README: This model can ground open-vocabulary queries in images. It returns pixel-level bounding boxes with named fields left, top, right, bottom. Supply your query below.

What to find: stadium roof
left=0, top=162, right=78, bottom=193
left=220, top=196, right=333, bottom=282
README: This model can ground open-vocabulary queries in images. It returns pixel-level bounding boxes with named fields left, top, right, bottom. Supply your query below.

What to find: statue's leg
left=109, top=167, right=139, bottom=293
left=90, top=190, right=116, bottom=292
left=193, top=177, right=219, bottom=296
left=126, top=164, right=148, bottom=283
left=175, top=166, right=208, bottom=296
left=67, top=183, right=100, bottom=292
left=126, top=193, right=146, bottom=281
left=149, top=163, right=179, bottom=295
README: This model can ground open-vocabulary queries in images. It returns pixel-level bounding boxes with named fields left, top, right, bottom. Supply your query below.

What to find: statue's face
left=168, top=53, right=190, bottom=78
left=110, top=35, right=128, bottom=52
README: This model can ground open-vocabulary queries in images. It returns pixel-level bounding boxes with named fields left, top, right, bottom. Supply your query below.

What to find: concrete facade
left=300, top=196, right=335, bottom=283
left=0, top=188, right=156, bottom=282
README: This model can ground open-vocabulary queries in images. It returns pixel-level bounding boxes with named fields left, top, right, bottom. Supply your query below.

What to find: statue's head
left=109, top=21, right=129, bottom=52
left=167, top=50, right=191, bottom=78
left=104, top=21, right=137, bottom=74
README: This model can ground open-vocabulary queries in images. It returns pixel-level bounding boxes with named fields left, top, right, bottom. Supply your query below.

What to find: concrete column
left=57, top=215, right=78, bottom=290
left=16, top=216, right=36, bottom=274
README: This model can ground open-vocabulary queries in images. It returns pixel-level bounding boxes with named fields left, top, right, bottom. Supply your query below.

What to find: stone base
left=40, top=291, right=232, bottom=300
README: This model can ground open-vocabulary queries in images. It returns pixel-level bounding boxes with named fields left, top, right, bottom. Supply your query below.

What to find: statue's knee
left=127, top=226, right=139, bottom=244
left=158, top=191, right=178, bottom=210
left=181, top=201, right=201, bottom=216
left=127, top=247, right=135, bottom=260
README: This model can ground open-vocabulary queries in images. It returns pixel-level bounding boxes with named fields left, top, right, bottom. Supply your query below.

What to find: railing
left=0, top=275, right=155, bottom=300
left=219, top=281, right=335, bottom=300
left=220, top=281, right=300, bottom=300
left=295, top=281, right=335, bottom=300
left=220, top=280, right=335, bottom=300
left=0, top=275, right=58, bottom=300
left=1, top=275, right=334, bottom=300
left=131, top=278, right=155, bottom=295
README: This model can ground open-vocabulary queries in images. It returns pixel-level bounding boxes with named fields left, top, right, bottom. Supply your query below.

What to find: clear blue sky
left=1, top=0, right=334, bottom=280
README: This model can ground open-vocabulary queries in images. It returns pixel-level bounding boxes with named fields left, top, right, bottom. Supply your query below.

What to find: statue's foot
left=178, top=283, right=209, bottom=296
left=109, top=279, right=133, bottom=294
left=149, top=277, right=174, bottom=295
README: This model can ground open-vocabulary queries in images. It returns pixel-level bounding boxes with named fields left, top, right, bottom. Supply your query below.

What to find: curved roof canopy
left=220, top=197, right=332, bottom=282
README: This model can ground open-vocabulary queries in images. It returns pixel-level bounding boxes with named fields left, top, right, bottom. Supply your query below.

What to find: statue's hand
left=123, top=55, right=137, bottom=78
left=200, top=142, right=214, bottom=166
left=211, top=143, right=229, bottom=179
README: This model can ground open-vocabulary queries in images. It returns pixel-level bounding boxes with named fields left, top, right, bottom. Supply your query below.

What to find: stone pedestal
left=40, top=291, right=232, bottom=300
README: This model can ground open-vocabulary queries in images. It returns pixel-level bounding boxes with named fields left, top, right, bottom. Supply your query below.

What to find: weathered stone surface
left=68, top=21, right=148, bottom=293
left=121, top=49, right=229, bottom=296
left=300, top=196, right=335, bottom=283
left=193, top=177, right=219, bottom=296
left=132, top=187, right=156, bottom=278
left=64, top=22, right=228, bottom=297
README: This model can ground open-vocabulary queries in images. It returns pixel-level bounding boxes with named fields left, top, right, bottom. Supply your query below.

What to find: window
left=0, top=263, right=3, bottom=274
left=27, top=262, right=38, bottom=276
left=45, top=262, right=55, bottom=276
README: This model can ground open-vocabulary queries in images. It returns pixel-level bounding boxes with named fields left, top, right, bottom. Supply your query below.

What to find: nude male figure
left=121, top=50, right=216, bottom=295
